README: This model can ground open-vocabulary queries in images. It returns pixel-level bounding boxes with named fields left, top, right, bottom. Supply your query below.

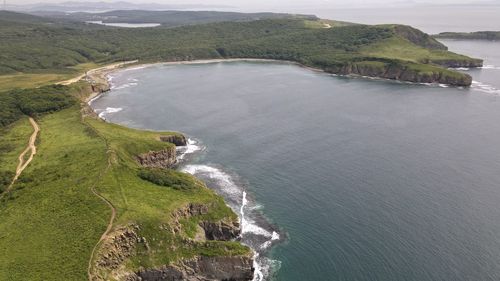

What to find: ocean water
left=91, top=40, right=500, bottom=281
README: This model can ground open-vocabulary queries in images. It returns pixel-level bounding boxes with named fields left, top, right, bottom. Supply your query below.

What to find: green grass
left=86, top=118, right=246, bottom=276
left=0, top=63, right=100, bottom=92
left=360, top=36, right=477, bottom=64
left=0, top=103, right=249, bottom=280
left=0, top=118, right=33, bottom=192
left=0, top=107, right=110, bottom=280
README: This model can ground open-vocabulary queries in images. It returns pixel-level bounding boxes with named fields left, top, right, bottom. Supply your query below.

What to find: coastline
left=83, top=57, right=469, bottom=106
left=83, top=58, right=283, bottom=281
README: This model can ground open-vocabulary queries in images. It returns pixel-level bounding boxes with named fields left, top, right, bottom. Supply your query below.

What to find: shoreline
left=83, top=58, right=469, bottom=107
left=82, top=58, right=283, bottom=281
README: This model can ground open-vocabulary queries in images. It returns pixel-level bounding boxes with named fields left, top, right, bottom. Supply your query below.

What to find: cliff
left=136, top=148, right=177, bottom=168
left=130, top=256, right=254, bottom=281
left=160, top=134, right=188, bottom=146
left=92, top=203, right=252, bottom=281
left=434, top=31, right=500, bottom=41
left=318, top=60, right=474, bottom=86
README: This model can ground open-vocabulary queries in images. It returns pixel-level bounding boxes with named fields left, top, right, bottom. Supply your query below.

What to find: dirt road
left=1, top=117, right=39, bottom=198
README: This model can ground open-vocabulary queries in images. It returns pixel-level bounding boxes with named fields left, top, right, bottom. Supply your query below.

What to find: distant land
left=0, top=10, right=482, bottom=87
left=3, top=1, right=231, bottom=13
left=32, top=10, right=318, bottom=26
left=434, top=31, right=500, bottom=40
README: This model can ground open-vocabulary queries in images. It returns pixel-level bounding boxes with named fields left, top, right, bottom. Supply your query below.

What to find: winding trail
left=1, top=117, right=39, bottom=198
left=86, top=138, right=117, bottom=281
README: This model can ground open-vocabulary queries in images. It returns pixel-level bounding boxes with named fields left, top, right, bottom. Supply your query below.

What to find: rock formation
left=160, top=135, right=187, bottom=146
left=136, top=148, right=177, bottom=168
left=130, top=256, right=254, bottom=281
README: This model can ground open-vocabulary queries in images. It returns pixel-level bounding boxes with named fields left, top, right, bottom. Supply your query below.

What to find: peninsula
left=0, top=11, right=483, bottom=87
left=434, top=31, right=500, bottom=41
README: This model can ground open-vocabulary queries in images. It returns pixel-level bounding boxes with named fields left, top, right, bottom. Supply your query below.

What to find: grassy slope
left=0, top=96, right=249, bottom=280
left=360, top=36, right=473, bottom=64
left=86, top=119, right=248, bottom=275
left=0, top=118, right=33, bottom=192
left=0, top=63, right=100, bottom=93
left=0, top=107, right=110, bottom=280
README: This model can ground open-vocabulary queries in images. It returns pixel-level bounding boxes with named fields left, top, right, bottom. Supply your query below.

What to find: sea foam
left=181, top=161, right=281, bottom=281
left=98, top=107, right=123, bottom=119
left=472, top=81, right=500, bottom=95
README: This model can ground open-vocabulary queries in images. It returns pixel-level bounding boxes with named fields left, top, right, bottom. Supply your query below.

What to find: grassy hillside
left=0, top=84, right=250, bottom=280
left=0, top=11, right=480, bottom=86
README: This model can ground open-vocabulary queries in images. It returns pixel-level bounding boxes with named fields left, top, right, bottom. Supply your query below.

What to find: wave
left=480, top=65, right=500, bottom=70
left=111, top=82, right=138, bottom=90
left=177, top=138, right=203, bottom=161
left=87, top=93, right=103, bottom=105
left=98, top=107, right=123, bottom=119
left=471, top=81, right=500, bottom=95
left=181, top=162, right=281, bottom=281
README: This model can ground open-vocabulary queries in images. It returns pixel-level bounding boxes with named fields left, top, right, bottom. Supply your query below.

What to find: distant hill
left=32, top=10, right=318, bottom=27
left=434, top=31, right=500, bottom=40
left=5, top=1, right=229, bottom=13
left=0, top=10, right=481, bottom=87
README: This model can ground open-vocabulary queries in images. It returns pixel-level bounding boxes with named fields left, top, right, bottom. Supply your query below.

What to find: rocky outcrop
left=430, top=59, right=483, bottom=68
left=323, top=61, right=474, bottom=86
left=92, top=224, right=144, bottom=281
left=130, top=256, right=254, bottom=281
left=93, top=205, right=249, bottom=281
left=136, top=147, right=177, bottom=168
left=159, top=135, right=187, bottom=146
left=200, top=220, right=241, bottom=241
left=171, top=203, right=241, bottom=241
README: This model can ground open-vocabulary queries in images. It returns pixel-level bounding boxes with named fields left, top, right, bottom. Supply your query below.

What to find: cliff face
left=171, top=203, right=241, bottom=241
left=93, top=203, right=252, bottom=281
left=136, top=148, right=177, bottom=168
left=130, top=256, right=254, bottom=281
left=324, top=62, right=474, bottom=86
left=430, top=59, right=483, bottom=68
left=159, top=135, right=187, bottom=146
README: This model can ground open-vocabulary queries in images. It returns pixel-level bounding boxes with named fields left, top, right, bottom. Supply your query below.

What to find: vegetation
left=0, top=85, right=76, bottom=127
left=0, top=99, right=248, bottom=280
left=138, top=168, right=201, bottom=191
left=0, top=10, right=479, bottom=86
left=0, top=10, right=486, bottom=280
left=434, top=31, right=500, bottom=40
left=45, top=10, right=317, bottom=26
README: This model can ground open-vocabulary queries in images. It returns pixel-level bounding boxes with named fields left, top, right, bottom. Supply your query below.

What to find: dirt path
left=1, top=117, right=39, bottom=198
left=86, top=144, right=117, bottom=281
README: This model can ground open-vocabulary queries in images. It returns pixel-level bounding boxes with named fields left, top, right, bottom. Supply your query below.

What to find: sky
left=9, top=0, right=500, bottom=8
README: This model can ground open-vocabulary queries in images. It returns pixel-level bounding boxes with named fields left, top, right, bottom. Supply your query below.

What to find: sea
left=90, top=10, right=500, bottom=281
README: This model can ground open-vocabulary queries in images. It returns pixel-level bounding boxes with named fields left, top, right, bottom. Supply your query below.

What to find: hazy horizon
left=7, top=0, right=500, bottom=9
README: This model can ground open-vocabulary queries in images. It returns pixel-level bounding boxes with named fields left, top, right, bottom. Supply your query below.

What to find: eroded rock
left=159, top=135, right=187, bottom=146
left=137, top=148, right=177, bottom=168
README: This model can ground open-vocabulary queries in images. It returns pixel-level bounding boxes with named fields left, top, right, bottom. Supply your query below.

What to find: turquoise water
left=91, top=41, right=500, bottom=280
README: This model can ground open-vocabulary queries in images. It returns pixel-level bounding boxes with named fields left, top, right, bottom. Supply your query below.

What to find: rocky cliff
left=129, top=256, right=254, bottom=281
left=171, top=203, right=241, bottom=241
left=323, top=61, right=474, bottom=86
left=160, top=134, right=187, bottom=146
left=136, top=148, right=177, bottom=168
left=92, top=203, right=252, bottom=281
